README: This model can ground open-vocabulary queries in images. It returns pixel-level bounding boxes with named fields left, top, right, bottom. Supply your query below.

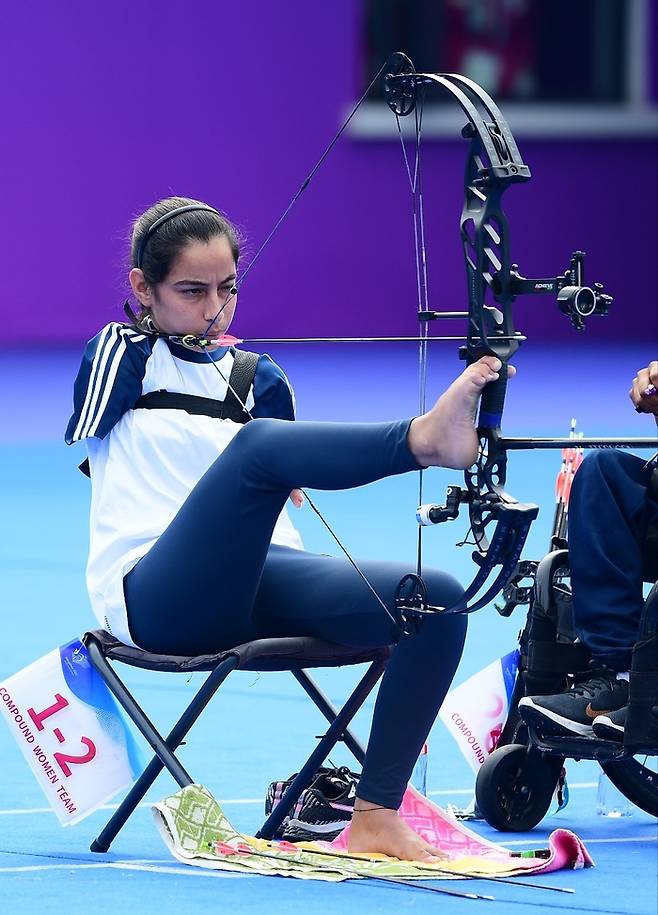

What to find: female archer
left=67, top=195, right=511, bottom=862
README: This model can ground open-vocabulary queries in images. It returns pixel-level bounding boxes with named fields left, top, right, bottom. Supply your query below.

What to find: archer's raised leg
left=125, top=417, right=419, bottom=654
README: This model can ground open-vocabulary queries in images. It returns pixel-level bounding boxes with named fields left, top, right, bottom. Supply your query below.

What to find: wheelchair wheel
left=602, top=755, right=658, bottom=817
left=475, top=744, right=563, bottom=831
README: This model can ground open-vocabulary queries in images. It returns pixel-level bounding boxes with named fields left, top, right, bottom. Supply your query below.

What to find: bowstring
left=396, top=83, right=430, bottom=579
left=415, top=89, right=431, bottom=578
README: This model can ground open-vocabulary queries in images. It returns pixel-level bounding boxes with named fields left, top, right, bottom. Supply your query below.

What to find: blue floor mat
left=1, top=342, right=656, bottom=914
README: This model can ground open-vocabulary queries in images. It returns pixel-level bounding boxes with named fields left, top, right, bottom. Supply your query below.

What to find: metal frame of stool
left=83, top=630, right=391, bottom=851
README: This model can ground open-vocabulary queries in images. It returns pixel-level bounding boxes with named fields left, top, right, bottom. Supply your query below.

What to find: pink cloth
left=326, top=786, right=593, bottom=874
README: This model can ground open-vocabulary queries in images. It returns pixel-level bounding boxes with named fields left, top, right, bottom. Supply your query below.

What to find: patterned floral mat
left=153, top=783, right=593, bottom=883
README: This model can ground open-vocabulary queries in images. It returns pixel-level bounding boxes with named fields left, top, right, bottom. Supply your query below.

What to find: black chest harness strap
left=78, top=349, right=259, bottom=477
left=134, top=350, right=259, bottom=424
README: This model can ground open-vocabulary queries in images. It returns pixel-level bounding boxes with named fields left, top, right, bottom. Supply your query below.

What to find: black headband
left=135, top=204, right=220, bottom=270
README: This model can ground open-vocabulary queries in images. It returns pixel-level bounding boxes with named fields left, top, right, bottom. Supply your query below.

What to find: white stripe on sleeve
left=72, top=324, right=119, bottom=442
left=74, top=326, right=147, bottom=441
left=86, top=334, right=131, bottom=438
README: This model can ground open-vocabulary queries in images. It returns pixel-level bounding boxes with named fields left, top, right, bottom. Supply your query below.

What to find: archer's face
left=130, top=235, right=238, bottom=346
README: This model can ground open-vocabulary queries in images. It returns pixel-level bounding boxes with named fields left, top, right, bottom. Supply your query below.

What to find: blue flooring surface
left=0, top=343, right=656, bottom=914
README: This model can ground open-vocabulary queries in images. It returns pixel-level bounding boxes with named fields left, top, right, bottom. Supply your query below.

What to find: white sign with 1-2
left=0, top=638, right=142, bottom=825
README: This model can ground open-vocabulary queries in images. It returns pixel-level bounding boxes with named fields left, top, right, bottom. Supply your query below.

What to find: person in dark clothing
left=520, top=361, right=658, bottom=740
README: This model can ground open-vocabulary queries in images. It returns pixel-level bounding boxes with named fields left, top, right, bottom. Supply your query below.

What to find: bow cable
left=394, top=83, right=431, bottom=579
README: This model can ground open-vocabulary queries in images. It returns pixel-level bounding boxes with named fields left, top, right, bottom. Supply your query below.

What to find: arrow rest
left=494, top=559, right=539, bottom=617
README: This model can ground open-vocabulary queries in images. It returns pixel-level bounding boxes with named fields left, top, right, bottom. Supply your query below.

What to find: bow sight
left=507, top=251, right=612, bottom=332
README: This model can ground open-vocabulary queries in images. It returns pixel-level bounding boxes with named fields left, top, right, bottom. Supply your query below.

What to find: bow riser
left=461, top=165, right=519, bottom=431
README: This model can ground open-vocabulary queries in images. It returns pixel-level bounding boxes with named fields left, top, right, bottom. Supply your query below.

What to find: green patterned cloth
left=154, top=784, right=356, bottom=881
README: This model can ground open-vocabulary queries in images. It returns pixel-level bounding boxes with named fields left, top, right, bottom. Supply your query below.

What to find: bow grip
left=478, top=364, right=508, bottom=431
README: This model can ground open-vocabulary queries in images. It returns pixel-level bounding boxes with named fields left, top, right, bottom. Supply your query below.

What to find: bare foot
left=347, top=800, right=447, bottom=863
left=408, top=356, right=515, bottom=469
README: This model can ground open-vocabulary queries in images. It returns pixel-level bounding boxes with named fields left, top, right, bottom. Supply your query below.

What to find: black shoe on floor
left=518, top=669, right=629, bottom=737
left=592, top=706, right=627, bottom=741
left=280, top=767, right=358, bottom=842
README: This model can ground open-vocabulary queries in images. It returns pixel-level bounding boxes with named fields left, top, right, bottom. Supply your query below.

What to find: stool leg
left=257, top=656, right=387, bottom=839
left=292, top=669, right=367, bottom=764
left=87, top=649, right=239, bottom=852
left=87, top=642, right=194, bottom=786
left=90, top=752, right=178, bottom=853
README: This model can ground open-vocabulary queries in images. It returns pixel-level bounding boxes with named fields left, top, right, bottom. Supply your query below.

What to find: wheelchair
left=474, top=548, right=658, bottom=831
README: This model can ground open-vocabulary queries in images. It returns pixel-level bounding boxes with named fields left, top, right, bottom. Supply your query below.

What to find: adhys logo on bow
left=381, top=52, right=616, bottom=633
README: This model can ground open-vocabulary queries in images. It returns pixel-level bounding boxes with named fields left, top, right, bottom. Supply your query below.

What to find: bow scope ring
left=557, top=285, right=596, bottom=318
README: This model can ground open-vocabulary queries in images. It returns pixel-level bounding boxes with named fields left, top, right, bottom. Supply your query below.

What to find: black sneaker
left=592, top=706, right=627, bottom=741
left=596, top=704, right=658, bottom=748
left=518, top=669, right=629, bottom=737
left=280, top=767, right=358, bottom=842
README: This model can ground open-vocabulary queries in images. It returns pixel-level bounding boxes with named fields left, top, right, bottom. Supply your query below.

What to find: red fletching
left=277, top=840, right=301, bottom=852
left=214, top=841, right=242, bottom=856
left=237, top=842, right=256, bottom=854
left=555, top=424, right=584, bottom=524
left=207, top=333, right=243, bottom=346
left=562, top=445, right=584, bottom=509
left=555, top=466, right=567, bottom=501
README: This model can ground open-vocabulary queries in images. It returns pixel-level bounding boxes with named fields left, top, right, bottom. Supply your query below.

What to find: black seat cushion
left=83, top=630, right=391, bottom=673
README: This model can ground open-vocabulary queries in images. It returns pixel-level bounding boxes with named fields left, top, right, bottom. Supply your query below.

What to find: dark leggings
left=125, top=418, right=467, bottom=808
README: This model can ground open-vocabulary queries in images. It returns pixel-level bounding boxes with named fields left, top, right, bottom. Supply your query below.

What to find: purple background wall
left=0, top=0, right=656, bottom=347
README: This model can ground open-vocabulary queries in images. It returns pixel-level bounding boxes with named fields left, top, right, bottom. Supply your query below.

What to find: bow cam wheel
left=384, top=52, right=417, bottom=117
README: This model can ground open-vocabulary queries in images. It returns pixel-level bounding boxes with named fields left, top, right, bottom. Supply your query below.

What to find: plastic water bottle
left=596, top=771, right=632, bottom=817
left=410, top=742, right=428, bottom=795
